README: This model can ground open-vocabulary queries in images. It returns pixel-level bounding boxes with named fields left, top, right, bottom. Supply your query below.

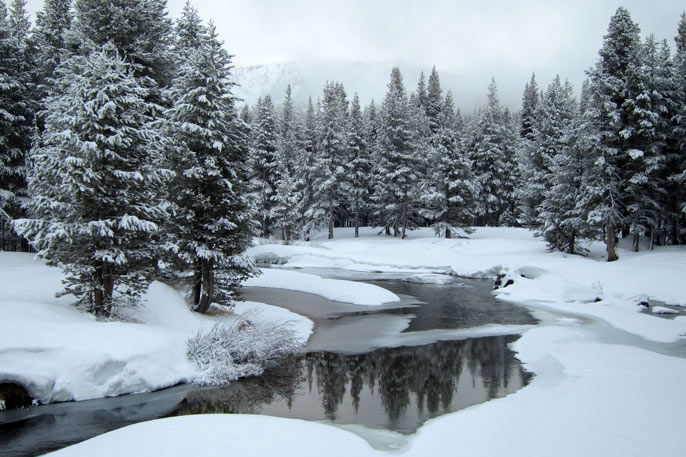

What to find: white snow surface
left=243, top=267, right=400, bottom=305
left=250, top=227, right=686, bottom=343
left=0, top=253, right=313, bottom=404
left=8, top=227, right=686, bottom=457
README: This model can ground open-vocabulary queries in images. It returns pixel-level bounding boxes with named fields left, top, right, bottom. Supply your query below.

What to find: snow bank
left=243, top=268, right=400, bottom=305
left=47, top=414, right=376, bottom=457
left=249, top=227, right=686, bottom=343
left=0, top=253, right=313, bottom=404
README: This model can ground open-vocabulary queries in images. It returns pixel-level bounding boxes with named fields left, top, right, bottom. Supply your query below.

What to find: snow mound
left=243, top=268, right=400, bottom=305
left=0, top=253, right=313, bottom=405
left=651, top=306, right=679, bottom=315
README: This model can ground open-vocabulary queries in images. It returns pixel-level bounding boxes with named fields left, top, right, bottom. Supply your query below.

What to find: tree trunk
left=567, top=233, right=575, bottom=255
left=93, top=261, right=115, bottom=317
left=632, top=216, right=639, bottom=252
left=606, top=218, right=618, bottom=262
left=194, top=258, right=214, bottom=314
left=354, top=200, right=359, bottom=238
left=401, top=225, right=407, bottom=240
left=445, top=227, right=451, bottom=239
left=192, top=264, right=202, bottom=308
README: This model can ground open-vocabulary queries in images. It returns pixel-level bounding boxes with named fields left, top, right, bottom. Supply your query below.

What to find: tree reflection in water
left=174, top=335, right=531, bottom=433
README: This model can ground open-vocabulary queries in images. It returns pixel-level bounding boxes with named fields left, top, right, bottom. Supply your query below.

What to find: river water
left=0, top=272, right=538, bottom=455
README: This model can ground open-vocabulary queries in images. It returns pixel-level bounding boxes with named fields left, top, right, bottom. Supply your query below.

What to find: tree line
left=0, top=3, right=685, bottom=316
left=242, top=7, right=686, bottom=261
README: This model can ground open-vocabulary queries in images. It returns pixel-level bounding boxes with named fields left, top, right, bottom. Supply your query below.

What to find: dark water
left=0, top=275, right=537, bottom=456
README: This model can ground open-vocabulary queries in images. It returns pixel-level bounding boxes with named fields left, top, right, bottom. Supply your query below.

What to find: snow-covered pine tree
left=163, top=23, right=255, bottom=314
left=520, top=72, right=539, bottom=139
left=467, top=78, right=511, bottom=226
left=8, top=0, right=29, bottom=46
left=307, top=81, right=349, bottom=239
left=525, top=76, right=576, bottom=233
left=671, top=12, right=686, bottom=243
left=423, top=91, right=477, bottom=238
left=272, top=85, right=302, bottom=243
left=298, top=96, right=318, bottom=240
left=73, top=0, right=174, bottom=95
left=622, top=34, right=672, bottom=251
left=15, top=44, right=168, bottom=316
left=347, top=93, right=371, bottom=238
left=585, top=7, right=642, bottom=261
left=249, top=95, right=279, bottom=238
left=32, top=0, right=72, bottom=87
left=536, top=79, right=590, bottom=253
left=174, top=0, right=205, bottom=58
left=0, top=1, right=33, bottom=251
left=373, top=67, right=423, bottom=238
left=425, top=65, right=443, bottom=135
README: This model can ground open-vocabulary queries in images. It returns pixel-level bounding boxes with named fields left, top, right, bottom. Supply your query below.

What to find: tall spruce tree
left=16, top=44, right=167, bottom=316
left=373, top=67, right=422, bottom=238
left=250, top=95, right=279, bottom=237
left=422, top=91, right=477, bottom=237
left=272, top=85, right=302, bottom=243
left=347, top=93, right=371, bottom=237
left=163, top=24, right=254, bottom=313
left=0, top=1, right=33, bottom=250
left=468, top=78, right=511, bottom=226
left=585, top=7, right=642, bottom=261
left=307, top=81, right=349, bottom=239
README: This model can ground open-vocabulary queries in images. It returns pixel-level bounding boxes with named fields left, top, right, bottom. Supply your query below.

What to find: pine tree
left=622, top=34, right=671, bottom=251
left=73, top=0, right=174, bottom=89
left=584, top=7, right=642, bottom=261
left=0, top=1, right=33, bottom=250
left=520, top=72, right=539, bottom=139
left=298, top=97, right=318, bottom=240
left=16, top=44, right=168, bottom=316
left=347, top=93, right=371, bottom=237
left=425, top=66, right=443, bottom=135
left=8, top=0, right=29, bottom=46
left=250, top=95, right=279, bottom=237
left=163, top=24, right=254, bottom=313
left=373, top=67, right=423, bottom=238
left=174, top=0, right=205, bottom=57
left=272, top=85, right=302, bottom=243
left=671, top=12, right=686, bottom=243
left=423, top=91, right=477, bottom=237
left=536, top=79, right=591, bottom=253
left=468, top=78, right=511, bottom=226
left=306, top=81, right=349, bottom=239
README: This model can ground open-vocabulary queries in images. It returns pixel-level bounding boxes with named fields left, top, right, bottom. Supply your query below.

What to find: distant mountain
left=232, top=60, right=524, bottom=113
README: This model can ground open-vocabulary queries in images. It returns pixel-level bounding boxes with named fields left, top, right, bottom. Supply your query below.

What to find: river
left=0, top=271, right=538, bottom=455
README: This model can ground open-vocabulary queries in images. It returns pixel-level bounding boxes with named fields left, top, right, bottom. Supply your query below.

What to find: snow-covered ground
left=47, top=227, right=686, bottom=457
left=8, top=229, right=686, bottom=456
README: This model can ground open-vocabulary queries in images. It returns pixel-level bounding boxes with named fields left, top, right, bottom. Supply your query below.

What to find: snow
left=243, top=268, right=400, bottom=306
left=248, top=227, right=686, bottom=343
left=6, top=227, right=686, bottom=457
left=0, top=253, right=312, bottom=404
left=651, top=306, right=679, bottom=315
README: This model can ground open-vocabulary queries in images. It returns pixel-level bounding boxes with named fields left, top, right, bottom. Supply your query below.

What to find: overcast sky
left=24, top=0, right=686, bottom=110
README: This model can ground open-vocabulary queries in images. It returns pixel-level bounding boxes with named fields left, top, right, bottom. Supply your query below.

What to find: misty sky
left=24, top=0, right=686, bottom=110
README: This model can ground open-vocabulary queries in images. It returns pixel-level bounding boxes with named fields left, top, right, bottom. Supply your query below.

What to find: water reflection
left=174, top=335, right=531, bottom=433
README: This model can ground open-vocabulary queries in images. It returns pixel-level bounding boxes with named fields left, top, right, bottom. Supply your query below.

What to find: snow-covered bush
left=187, top=316, right=304, bottom=385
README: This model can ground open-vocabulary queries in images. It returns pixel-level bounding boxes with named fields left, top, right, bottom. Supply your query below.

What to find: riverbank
left=0, top=253, right=398, bottom=407
left=46, top=227, right=686, bottom=456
